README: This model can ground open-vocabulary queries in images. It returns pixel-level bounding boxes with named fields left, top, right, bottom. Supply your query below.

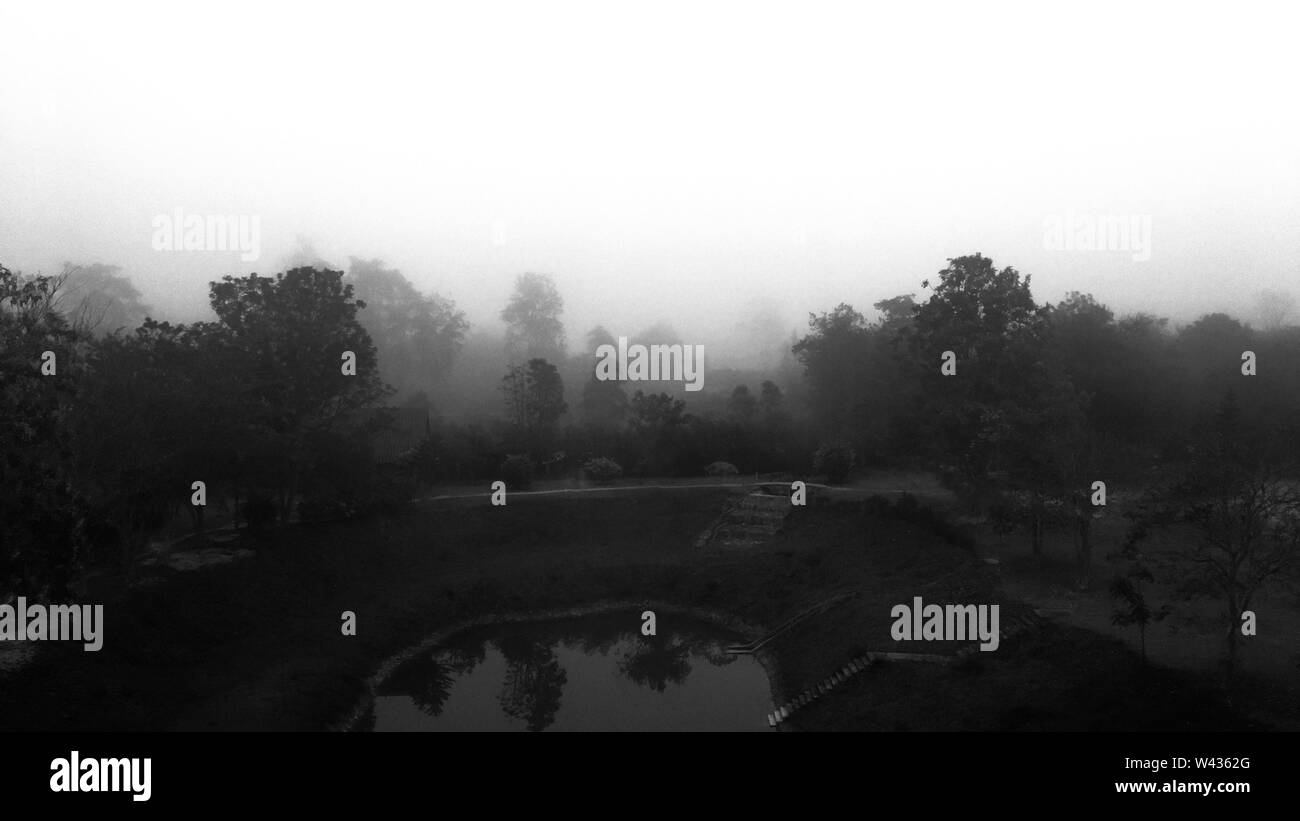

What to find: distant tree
left=794, top=300, right=916, bottom=462
left=633, top=321, right=682, bottom=346
left=629, top=390, right=688, bottom=433
left=280, top=236, right=334, bottom=271
left=872, top=293, right=916, bottom=335
left=733, top=298, right=792, bottom=369
left=1256, top=289, right=1296, bottom=331
left=1044, top=294, right=1122, bottom=428
left=502, top=358, right=567, bottom=447
left=348, top=258, right=469, bottom=396
left=629, top=391, right=691, bottom=475
left=758, top=380, right=784, bottom=412
left=757, top=380, right=789, bottom=431
left=586, top=325, right=617, bottom=354
left=727, top=384, right=757, bottom=421
left=580, top=376, right=628, bottom=431
left=501, top=272, right=565, bottom=363
left=56, top=262, right=152, bottom=336
left=1178, top=313, right=1253, bottom=375
left=792, top=303, right=872, bottom=434
left=1111, top=312, right=1184, bottom=452
left=580, top=326, right=628, bottom=432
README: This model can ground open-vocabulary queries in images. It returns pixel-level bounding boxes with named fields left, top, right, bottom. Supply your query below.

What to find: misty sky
left=2, top=1, right=1298, bottom=366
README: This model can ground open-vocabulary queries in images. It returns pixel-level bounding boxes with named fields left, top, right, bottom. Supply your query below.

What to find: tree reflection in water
left=376, top=612, right=756, bottom=730
left=494, top=634, right=567, bottom=731
left=376, top=653, right=456, bottom=718
left=375, top=641, right=486, bottom=719
left=617, top=636, right=692, bottom=693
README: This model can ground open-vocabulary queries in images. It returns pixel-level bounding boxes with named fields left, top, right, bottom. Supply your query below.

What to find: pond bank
left=342, top=599, right=783, bottom=732
left=0, top=485, right=1273, bottom=731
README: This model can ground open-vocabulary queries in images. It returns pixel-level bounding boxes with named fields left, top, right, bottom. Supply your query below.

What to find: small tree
left=1108, top=544, right=1170, bottom=665
left=1127, top=394, right=1300, bottom=685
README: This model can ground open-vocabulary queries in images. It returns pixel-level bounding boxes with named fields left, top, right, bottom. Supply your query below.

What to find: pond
left=369, top=610, right=775, bottom=731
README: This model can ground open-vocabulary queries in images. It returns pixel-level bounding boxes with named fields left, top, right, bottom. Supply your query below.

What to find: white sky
left=2, top=0, right=1298, bottom=363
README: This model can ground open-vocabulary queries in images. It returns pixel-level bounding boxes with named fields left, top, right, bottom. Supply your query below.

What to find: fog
left=3, top=0, right=1298, bottom=365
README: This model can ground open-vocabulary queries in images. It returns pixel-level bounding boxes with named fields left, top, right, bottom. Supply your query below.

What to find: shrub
left=863, top=493, right=976, bottom=553
left=705, top=461, right=739, bottom=477
left=583, top=457, right=623, bottom=484
left=297, top=496, right=358, bottom=524
left=813, top=441, right=856, bottom=484
left=500, top=454, right=534, bottom=489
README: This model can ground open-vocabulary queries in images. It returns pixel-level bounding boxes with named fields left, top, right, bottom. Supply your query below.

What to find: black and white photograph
left=0, top=0, right=1294, bottom=804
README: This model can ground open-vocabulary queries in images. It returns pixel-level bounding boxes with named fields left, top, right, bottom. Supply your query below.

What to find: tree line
left=4, top=250, right=1299, bottom=681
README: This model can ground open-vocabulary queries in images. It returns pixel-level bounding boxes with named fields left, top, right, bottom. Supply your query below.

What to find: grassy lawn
left=0, top=485, right=1284, bottom=731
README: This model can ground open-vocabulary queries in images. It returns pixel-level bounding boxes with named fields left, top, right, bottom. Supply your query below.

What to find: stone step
left=737, top=494, right=789, bottom=511
left=716, top=537, right=767, bottom=548
left=716, top=524, right=780, bottom=539
left=724, top=510, right=787, bottom=526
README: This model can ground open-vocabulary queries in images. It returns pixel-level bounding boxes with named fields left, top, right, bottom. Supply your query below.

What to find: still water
left=371, top=611, right=774, bottom=731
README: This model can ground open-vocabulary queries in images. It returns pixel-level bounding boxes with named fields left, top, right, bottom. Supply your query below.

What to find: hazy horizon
left=4, top=1, right=1298, bottom=367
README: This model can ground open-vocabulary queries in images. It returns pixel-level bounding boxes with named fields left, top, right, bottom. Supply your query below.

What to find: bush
left=500, top=454, right=534, bottom=489
left=705, top=461, right=739, bottom=477
left=863, top=493, right=976, bottom=553
left=813, top=441, right=856, bottom=484
left=582, top=457, right=623, bottom=484
left=297, top=496, right=358, bottom=524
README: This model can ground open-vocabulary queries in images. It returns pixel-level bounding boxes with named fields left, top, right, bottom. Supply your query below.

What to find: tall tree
left=1127, top=395, right=1300, bottom=686
left=208, top=267, right=391, bottom=517
left=0, top=264, right=83, bottom=596
left=792, top=303, right=872, bottom=436
left=347, top=257, right=469, bottom=398
left=758, top=380, right=786, bottom=422
left=71, top=319, right=242, bottom=551
left=502, top=358, right=567, bottom=449
left=907, top=253, right=1048, bottom=482
left=501, top=272, right=565, bottom=363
